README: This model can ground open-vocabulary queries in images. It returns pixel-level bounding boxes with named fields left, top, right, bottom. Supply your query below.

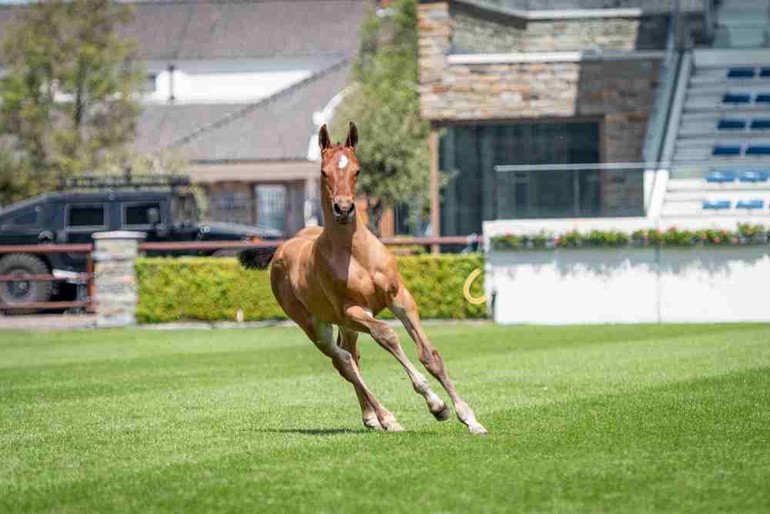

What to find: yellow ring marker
left=463, top=267, right=487, bottom=305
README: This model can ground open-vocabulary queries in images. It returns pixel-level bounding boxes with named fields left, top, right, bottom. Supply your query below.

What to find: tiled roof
left=0, top=1, right=370, bottom=61
left=136, top=60, right=352, bottom=161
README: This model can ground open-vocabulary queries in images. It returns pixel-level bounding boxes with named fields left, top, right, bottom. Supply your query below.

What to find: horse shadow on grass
left=256, top=427, right=368, bottom=436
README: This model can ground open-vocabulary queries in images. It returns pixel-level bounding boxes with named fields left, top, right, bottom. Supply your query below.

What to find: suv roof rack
left=61, top=173, right=191, bottom=191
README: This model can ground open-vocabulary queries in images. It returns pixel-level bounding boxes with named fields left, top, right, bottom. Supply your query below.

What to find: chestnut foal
left=270, top=123, right=487, bottom=435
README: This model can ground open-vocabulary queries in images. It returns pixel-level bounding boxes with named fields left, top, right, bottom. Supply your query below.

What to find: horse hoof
left=432, top=404, right=451, bottom=421
left=383, top=421, right=405, bottom=432
left=363, top=418, right=384, bottom=431
left=468, top=424, right=488, bottom=436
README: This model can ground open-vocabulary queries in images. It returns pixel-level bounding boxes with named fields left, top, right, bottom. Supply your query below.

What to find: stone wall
left=452, top=10, right=647, bottom=53
left=451, top=5, right=704, bottom=54
left=418, top=1, right=662, bottom=162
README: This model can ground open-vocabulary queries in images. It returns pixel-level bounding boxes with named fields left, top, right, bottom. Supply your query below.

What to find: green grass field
left=1, top=323, right=769, bottom=513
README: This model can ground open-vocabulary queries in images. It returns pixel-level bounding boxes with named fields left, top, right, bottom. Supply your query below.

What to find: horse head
left=318, top=122, right=359, bottom=225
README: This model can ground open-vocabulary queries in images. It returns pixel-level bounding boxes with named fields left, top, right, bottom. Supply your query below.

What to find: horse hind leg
left=389, top=287, right=487, bottom=435
left=344, top=305, right=451, bottom=422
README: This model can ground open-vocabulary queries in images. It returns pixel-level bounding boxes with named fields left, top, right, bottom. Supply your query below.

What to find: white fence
left=486, top=246, right=770, bottom=324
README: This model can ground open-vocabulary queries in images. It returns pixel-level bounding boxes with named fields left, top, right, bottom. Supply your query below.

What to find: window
left=142, top=73, right=157, bottom=94
left=256, top=185, right=287, bottom=232
left=439, top=121, right=608, bottom=234
left=124, top=203, right=160, bottom=226
left=2, top=208, right=39, bottom=228
left=67, top=205, right=105, bottom=227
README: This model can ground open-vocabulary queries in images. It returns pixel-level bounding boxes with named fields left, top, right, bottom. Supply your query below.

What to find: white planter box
left=486, top=246, right=770, bottom=324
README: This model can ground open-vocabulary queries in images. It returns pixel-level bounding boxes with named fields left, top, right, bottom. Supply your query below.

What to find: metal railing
left=0, top=244, right=94, bottom=312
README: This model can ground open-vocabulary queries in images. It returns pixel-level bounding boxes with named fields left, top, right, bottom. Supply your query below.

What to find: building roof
left=0, top=1, right=366, bottom=165
left=0, top=1, right=370, bottom=61
left=136, top=59, right=351, bottom=161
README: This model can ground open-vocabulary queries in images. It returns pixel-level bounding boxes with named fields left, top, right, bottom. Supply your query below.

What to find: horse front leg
left=337, top=328, right=382, bottom=431
left=389, top=287, right=488, bottom=435
left=344, top=305, right=451, bottom=423
left=314, top=319, right=404, bottom=432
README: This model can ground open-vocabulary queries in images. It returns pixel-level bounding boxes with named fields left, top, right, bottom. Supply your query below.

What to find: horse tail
left=238, top=247, right=276, bottom=270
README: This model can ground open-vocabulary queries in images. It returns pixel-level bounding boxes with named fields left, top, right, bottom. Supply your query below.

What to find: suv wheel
left=0, top=254, right=53, bottom=312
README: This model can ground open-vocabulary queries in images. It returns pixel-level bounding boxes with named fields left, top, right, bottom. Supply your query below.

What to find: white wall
left=142, top=57, right=336, bottom=104
left=487, top=246, right=770, bottom=324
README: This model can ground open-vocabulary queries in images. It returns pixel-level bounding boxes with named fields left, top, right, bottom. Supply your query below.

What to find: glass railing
left=461, top=0, right=700, bottom=12
left=493, top=163, right=646, bottom=219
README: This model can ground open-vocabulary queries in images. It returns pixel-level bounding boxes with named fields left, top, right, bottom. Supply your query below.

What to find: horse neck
left=320, top=184, right=366, bottom=246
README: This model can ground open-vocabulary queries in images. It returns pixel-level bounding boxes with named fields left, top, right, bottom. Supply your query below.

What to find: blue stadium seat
left=746, top=145, right=770, bottom=155
left=757, top=93, right=770, bottom=103
left=713, top=145, right=742, bottom=156
left=727, top=68, right=755, bottom=78
left=718, top=118, right=746, bottom=130
left=751, top=119, right=770, bottom=130
left=761, top=68, right=770, bottom=78
left=702, top=200, right=731, bottom=210
left=706, top=171, right=737, bottom=183
left=738, top=171, right=770, bottom=182
left=736, top=199, right=764, bottom=209
left=723, top=93, right=751, bottom=104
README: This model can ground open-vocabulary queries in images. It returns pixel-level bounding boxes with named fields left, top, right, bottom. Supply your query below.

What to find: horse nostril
left=333, top=203, right=343, bottom=215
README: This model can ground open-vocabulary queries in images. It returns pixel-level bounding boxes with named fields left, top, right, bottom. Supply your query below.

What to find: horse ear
left=345, top=121, right=358, bottom=150
left=318, top=124, right=331, bottom=151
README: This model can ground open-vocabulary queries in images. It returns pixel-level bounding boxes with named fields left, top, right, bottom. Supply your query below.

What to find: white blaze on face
left=338, top=154, right=349, bottom=169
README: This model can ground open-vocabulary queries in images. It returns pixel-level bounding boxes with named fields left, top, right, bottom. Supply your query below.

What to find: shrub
left=136, top=254, right=487, bottom=323
left=492, top=224, right=769, bottom=250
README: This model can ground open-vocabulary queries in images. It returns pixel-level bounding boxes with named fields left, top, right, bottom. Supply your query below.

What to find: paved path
left=0, top=314, right=97, bottom=330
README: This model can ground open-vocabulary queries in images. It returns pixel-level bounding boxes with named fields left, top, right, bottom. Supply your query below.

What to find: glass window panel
left=256, top=185, right=287, bottom=232
left=125, top=203, right=160, bottom=226
left=68, top=205, right=105, bottom=227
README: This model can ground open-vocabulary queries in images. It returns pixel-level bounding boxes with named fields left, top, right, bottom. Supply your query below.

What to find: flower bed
left=491, top=224, right=770, bottom=250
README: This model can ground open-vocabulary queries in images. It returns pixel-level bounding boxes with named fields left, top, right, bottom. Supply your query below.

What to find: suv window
left=2, top=207, right=39, bottom=228
left=124, top=202, right=160, bottom=227
left=68, top=205, right=105, bottom=228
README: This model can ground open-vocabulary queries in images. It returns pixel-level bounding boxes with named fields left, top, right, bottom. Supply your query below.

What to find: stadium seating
left=736, top=199, right=765, bottom=209
left=702, top=200, right=732, bottom=210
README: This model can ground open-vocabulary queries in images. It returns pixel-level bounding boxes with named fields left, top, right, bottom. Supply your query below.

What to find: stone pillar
left=92, top=231, right=146, bottom=328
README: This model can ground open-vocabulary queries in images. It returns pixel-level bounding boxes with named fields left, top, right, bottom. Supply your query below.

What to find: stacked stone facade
left=418, top=0, right=670, bottom=162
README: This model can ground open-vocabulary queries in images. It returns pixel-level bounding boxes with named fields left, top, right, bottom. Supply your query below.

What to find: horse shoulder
left=370, top=246, right=402, bottom=298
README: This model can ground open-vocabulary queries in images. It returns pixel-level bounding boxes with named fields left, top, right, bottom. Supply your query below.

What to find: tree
left=331, top=0, right=431, bottom=234
left=0, top=0, right=142, bottom=203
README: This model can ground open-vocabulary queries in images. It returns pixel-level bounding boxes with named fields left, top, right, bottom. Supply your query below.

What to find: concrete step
left=689, top=79, right=770, bottom=91
left=665, top=189, right=770, bottom=202
left=684, top=98, right=770, bottom=112
left=661, top=201, right=770, bottom=217
left=675, top=137, right=770, bottom=148
left=681, top=109, right=770, bottom=122
left=668, top=179, right=770, bottom=192
left=673, top=148, right=770, bottom=161
left=678, top=126, right=770, bottom=138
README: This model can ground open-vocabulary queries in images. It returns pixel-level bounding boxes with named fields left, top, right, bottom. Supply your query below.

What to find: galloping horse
left=270, top=123, right=487, bottom=435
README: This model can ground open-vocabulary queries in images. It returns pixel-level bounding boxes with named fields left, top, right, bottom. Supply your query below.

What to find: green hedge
left=136, top=254, right=486, bottom=323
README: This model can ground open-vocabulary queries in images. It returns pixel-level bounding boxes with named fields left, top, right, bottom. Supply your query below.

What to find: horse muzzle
left=332, top=201, right=355, bottom=224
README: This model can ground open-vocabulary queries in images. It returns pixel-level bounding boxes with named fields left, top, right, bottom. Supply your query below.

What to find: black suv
left=0, top=175, right=280, bottom=308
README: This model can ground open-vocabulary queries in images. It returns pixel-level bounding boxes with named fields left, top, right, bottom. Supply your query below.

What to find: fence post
left=92, top=231, right=146, bottom=328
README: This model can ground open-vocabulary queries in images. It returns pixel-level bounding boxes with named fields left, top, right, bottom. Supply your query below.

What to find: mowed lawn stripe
left=0, top=324, right=768, bottom=513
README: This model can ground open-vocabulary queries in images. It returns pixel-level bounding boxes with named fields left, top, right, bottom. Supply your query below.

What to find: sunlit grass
left=1, top=323, right=768, bottom=513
